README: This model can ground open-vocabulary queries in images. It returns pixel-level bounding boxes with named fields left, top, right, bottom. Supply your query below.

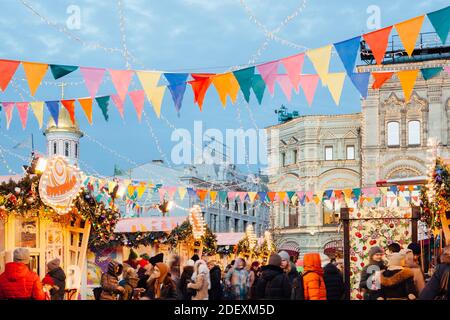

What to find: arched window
left=387, top=121, right=400, bottom=146
left=75, top=143, right=79, bottom=158
left=234, top=200, right=239, bottom=212
left=408, top=120, right=421, bottom=145
left=225, top=198, right=229, bottom=210
left=53, top=142, right=57, bottom=155
left=243, top=202, right=248, bottom=215
left=64, top=142, right=70, bottom=157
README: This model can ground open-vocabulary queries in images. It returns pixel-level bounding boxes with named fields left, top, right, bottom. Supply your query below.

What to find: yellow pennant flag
left=397, top=70, right=419, bottom=102
left=343, top=189, right=353, bottom=202
left=108, top=181, right=117, bottom=193
left=277, top=192, right=287, bottom=203
left=209, top=191, right=218, bottom=203
left=22, top=62, right=48, bottom=96
left=137, top=184, right=146, bottom=199
left=316, top=190, right=324, bottom=203
left=212, top=73, right=240, bottom=107
left=395, top=15, right=425, bottom=57
left=178, top=187, right=187, bottom=200
left=325, top=73, right=346, bottom=105
left=291, top=195, right=298, bottom=205
left=140, top=224, right=148, bottom=232
left=379, top=187, right=388, bottom=195
left=247, top=192, right=257, bottom=203
left=306, top=45, right=332, bottom=86
left=127, top=185, right=136, bottom=197
left=136, top=71, right=166, bottom=118
left=313, top=195, right=320, bottom=205
left=29, top=101, right=44, bottom=128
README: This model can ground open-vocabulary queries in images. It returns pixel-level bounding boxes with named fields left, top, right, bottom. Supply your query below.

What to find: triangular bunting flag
left=324, top=190, right=333, bottom=200
left=158, top=188, right=167, bottom=202
left=389, top=185, right=398, bottom=194
left=237, top=192, right=247, bottom=202
left=228, top=192, right=237, bottom=200
left=333, top=36, right=361, bottom=75
left=137, top=184, right=146, bottom=199
left=189, top=73, right=214, bottom=111
left=420, top=67, right=443, bottom=80
left=128, top=90, right=145, bottom=122
left=2, top=102, right=14, bottom=129
left=212, top=73, right=240, bottom=107
left=306, top=191, right=314, bottom=202
left=209, top=191, right=218, bottom=203
left=178, top=187, right=187, bottom=200
left=287, top=191, right=296, bottom=200
left=233, top=67, right=255, bottom=103
left=343, top=189, right=353, bottom=201
left=49, top=64, right=78, bottom=80
left=349, top=72, right=370, bottom=98
left=267, top=192, right=276, bottom=202
left=397, top=69, right=419, bottom=102
left=278, top=192, right=287, bottom=203
left=109, top=69, right=134, bottom=101
left=277, top=75, right=293, bottom=101
left=166, top=186, right=177, bottom=200
left=136, top=71, right=166, bottom=118
left=427, top=6, right=450, bottom=44
left=334, top=190, right=343, bottom=199
left=306, top=45, right=332, bottom=85
left=61, top=99, right=76, bottom=124
left=248, top=192, right=257, bottom=203
left=95, top=96, right=110, bottom=121
left=445, top=66, right=450, bottom=76
left=352, top=188, right=361, bottom=200
left=375, top=197, right=382, bottom=205
left=256, top=60, right=279, bottom=96
left=372, top=72, right=394, bottom=89
left=0, top=60, right=20, bottom=91
left=380, top=187, right=388, bottom=195
left=45, top=101, right=60, bottom=126
left=362, top=26, right=393, bottom=65
left=29, top=101, right=44, bottom=128
left=111, top=95, right=125, bottom=119
left=299, top=74, right=319, bottom=106
left=251, top=74, right=266, bottom=105
left=80, top=67, right=105, bottom=98
left=298, top=193, right=306, bottom=206
left=16, top=102, right=29, bottom=129
left=196, top=189, right=208, bottom=202
left=22, top=62, right=48, bottom=96
left=281, top=53, right=305, bottom=91
left=219, top=191, right=228, bottom=203
left=78, top=98, right=93, bottom=125
left=395, top=16, right=425, bottom=57
left=257, top=192, right=267, bottom=202
left=325, top=72, right=346, bottom=105
left=164, top=73, right=189, bottom=114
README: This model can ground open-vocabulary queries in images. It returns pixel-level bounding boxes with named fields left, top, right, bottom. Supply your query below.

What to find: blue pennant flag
left=389, top=185, right=398, bottom=194
left=333, top=36, right=361, bottom=75
left=257, top=192, right=267, bottom=202
left=164, top=73, right=189, bottom=114
left=45, top=101, right=60, bottom=126
left=349, top=72, right=371, bottom=98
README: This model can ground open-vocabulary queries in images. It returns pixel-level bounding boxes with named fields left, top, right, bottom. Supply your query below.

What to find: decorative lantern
left=189, top=205, right=206, bottom=240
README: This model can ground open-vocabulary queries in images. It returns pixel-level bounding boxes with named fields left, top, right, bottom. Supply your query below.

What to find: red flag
left=363, top=26, right=393, bottom=65
left=372, top=72, right=394, bottom=89
left=267, top=192, right=277, bottom=202
left=189, top=73, right=214, bottom=111
left=61, top=99, right=76, bottom=124
left=0, top=60, right=20, bottom=91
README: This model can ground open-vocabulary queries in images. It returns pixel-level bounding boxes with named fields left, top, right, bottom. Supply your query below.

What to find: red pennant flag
left=196, top=189, right=208, bottom=202
left=334, top=190, right=343, bottom=199
left=0, top=60, right=20, bottom=91
left=372, top=72, right=394, bottom=89
left=189, top=73, right=214, bottom=111
left=363, top=26, right=393, bottom=65
left=267, top=192, right=276, bottom=202
left=61, top=99, right=76, bottom=124
left=16, top=102, right=29, bottom=129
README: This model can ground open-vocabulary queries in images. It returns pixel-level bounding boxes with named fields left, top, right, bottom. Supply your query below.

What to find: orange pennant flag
left=343, top=188, right=353, bottom=200
left=267, top=192, right=277, bottom=202
left=22, top=62, right=48, bottom=96
left=212, top=73, right=240, bottom=107
left=209, top=191, right=218, bottom=203
left=0, top=60, right=20, bottom=91
left=371, top=72, right=394, bottom=89
left=189, top=73, right=214, bottom=111
left=197, top=189, right=208, bottom=202
left=408, top=185, right=415, bottom=192
left=395, top=16, right=425, bottom=57
left=334, top=190, right=343, bottom=199
left=61, top=99, right=76, bottom=124
left=363, top=26, right=393, bottom=65
left=78, top=98, right=93, bottom=125
left=397, top=70, right=419, bottom=102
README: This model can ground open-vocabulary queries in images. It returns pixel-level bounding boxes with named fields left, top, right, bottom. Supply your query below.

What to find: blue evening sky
left=0, top=0, right=447, bottom=176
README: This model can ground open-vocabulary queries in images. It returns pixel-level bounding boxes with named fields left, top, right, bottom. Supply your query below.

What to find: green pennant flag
left=114, top=164, right=125, bottom=176
left=49, top=64, right=79, bottom=80
left=286, top=191, right=296, bottom=200
left=251, top=74, right=266, bottom=105
left=375, top=196, right=382, bottom=205
left=233, top=67, right=255, bottom=103
left=218, top=191, right=228, bottom=203
left=427, top=6, right=450, bottom=44
left=420, top=67, right=443, bottom=80
left=352, top=188, right=361, bottom=200
left=95, top=96, right=110, bottom=121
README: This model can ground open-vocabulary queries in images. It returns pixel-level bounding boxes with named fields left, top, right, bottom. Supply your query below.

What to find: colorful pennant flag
left=136, top=71, right=166, bottom=118
left=276, top=75, right=294, bottom=101
left=219, top=191, right=228, bottom=203
left=233, top=67, right=255, bottom=103
left=420, top=67, right=443, bottom=80
left=189, top=73, right=214, bottom=111
left=306, top=45, right=332, bottom=85
left=247, top=192, right=257, bottom=203
left=212, top=73, right=240, bottom=107
left=45, top=101, right=60, bottom=126
left=281, top=53, right=305, bottom=91
left=95, top=96, right=110, bottom=121
left=397, top=69, right=419, bottom=102
left=78, top=98, right=93, bottom=125
left=109, top=70, right=134, bottom=102
left=0, top=60, right=20, bottom=91
left=61, top=99, right=76, bottom=124
left=49, top=64, right=78, bottom=80
left=209, top=191, right=218, bottom=203
left=299, top=74, right=319, bottom=106
left=128, top=90, right=145, bottom=122
left=111, top=95, right=125, bottom=119
left=349, top=72, right=370, bottom=98
left=257, top=60, right=279, bottom=96
left=15, top=102, right=29, bottom=129
left=178, top=187, right=187, bottom=200
left=164, top=73, right=189, bottom=114
left=333, top=36, right=361, bottom=75
left=427, top=6, right=450, bottom=44
left=395, top=16, right=425, bottom=57
left=325, top=72, right=346, bottom=105
left=251, top=74, right=266, bottom=105
left=29, top=101, right=44, bottom=128
left=371, top=71, right=394, bottom=89
left=267, top=192, right=276, bottom=202
left=362, top=26, right=393, bottom=65
left=22, top=62, right=48, bottom=96
left=445, top=66, right=450, bottom=76
left=80, top=67, right=105, bottom=98
left=2, top=102, right=14, bottom=129
left=257, top=192, right=267, bottom=202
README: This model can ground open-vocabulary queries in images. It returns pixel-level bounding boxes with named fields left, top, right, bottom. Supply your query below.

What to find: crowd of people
left=0, top=243, right=448, bottom=300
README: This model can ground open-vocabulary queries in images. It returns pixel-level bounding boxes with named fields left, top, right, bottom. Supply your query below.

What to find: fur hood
left=380, top=268, right=414, bottom=287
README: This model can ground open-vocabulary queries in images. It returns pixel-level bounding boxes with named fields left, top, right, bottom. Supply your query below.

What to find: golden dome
left=44, top=107, right=83, bottom=136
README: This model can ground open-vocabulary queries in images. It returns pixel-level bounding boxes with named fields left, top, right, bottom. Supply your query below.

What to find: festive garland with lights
left=166, top=220, right=217, bottom=255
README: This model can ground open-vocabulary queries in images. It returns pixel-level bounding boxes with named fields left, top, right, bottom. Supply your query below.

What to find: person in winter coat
left=279, top=251, right=298, bottom=285
left=187, top=260, right=210, bottom=300
left=0, top=248, right=45, bottom=300
left=419, top=245, right=450, bottom=300
left=359, top=246, right=386, bottom=300
left=248, top=261, right=260, bottom=299
left=100, top=260, right=124, bottom=300
left=42, top=258, right=66, bottom=300
left=207, top=260, right=222, bottom=300
left=169, top=254, right=181, bottom=286
left=147, top=262, right=178, bottom=299
left=123, top=249, right=139, bottom=270
left=379, top=251, right=417, bottom=300
left=119, top=268, right=140, bottom=300
left=178, top=260, right=195, bottom=300
left=404, top=249, right=425, bottom=294
left=225, top=258, right=250, bottom=300
left=254, top=254, right=291, bottom=300
left=323, top=260, right=344, bottom=300
left=302, top=253, right=327, bottom=300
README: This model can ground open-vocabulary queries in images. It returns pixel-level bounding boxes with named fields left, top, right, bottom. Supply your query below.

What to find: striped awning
left=114, top=216, right=187, bottom=233
left=323, top=239, right=343, bottom=256
left=278, top=241, right=300, bottom=253
left=216, top=232, right=245, bottom=246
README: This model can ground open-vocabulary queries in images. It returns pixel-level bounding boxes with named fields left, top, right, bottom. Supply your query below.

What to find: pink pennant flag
left=166, top=187, right=177, bottom=200
left=445, top=66, right=450, bottom=76
left=228, top=192, right=237, bottom=200
left=79, top=67, right=105, bottom=98
left=2, top=102, right=14, bottom=129
left=16, top=102, right=29, bottom=129
left=296, top=191, right=305, bottom=200
left=370, top=187, right=379, bottom=196
left=158, top=187, right=167, bottom=202
left=109, top=69, right=134, bottom=101
left=257, top=60, right=279, bottom=96
left=306, top=191, right=314, bottom=202
left=281, top=53, right=305, bottom=92
left=237, top=192, right=247, bottom=202
left=128, top=90, right=145, bottom=122
left=361, top=187, right=370, bottom=195
left=111, top=94, right=125, bottom=119
left=277, top=75, right=293, bottom=101
left=299, top=74, right=320, bottom=106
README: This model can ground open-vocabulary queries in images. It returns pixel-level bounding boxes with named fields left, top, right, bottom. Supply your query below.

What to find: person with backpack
left=254, top=253, right=291, bottom=300
left=302, top=253, right=327, bottom=300
left=322, top=257, right=344, bottom=300
left=42, top=258, right=66, bottom=300
left=419, top=245, right=450, bottom=300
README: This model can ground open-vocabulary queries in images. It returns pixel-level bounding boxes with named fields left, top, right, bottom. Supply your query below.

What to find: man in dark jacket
left=254, top=254, right=291, bottom=300
left=43, top=258, right=66, bottom=300
left=323, top=261, right=344, bottom=300
left=208, top=260, right=223, bottom=300
left=0, top=248, right=45, bottom=300
left=419, top=245, right=450, bottom=300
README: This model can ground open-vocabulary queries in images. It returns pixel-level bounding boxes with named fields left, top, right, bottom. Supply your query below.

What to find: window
left=75, top=143, right=78, bottom=158
left=226, top=217, right=230, bottom=232
left=346, top=145, right=355, bottom=160
left=234, top=200, right=239, bottom=212
left=408, top=121, right=421, bottom=145
left=325, top=146, right=333, bottom=161
left=243, top=221, right=248, bottom=232
left=64, top=142, right=69, bottom=157
left=225, top=198, right=230, bottom=210
left=243, top=202, right=248, bottom=215
left=234, top=219, right=239, bottom=232
left=53, top=142, right=57, bottom=155
left=281, top=152, right=286, bottom=166
left=387, top=121, right=400, bottom=146
left=323, top=200, right=340, bottom=226
left=293, top=150, right=298, bottom=164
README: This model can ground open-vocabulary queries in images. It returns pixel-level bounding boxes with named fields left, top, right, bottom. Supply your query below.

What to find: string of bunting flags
left=0, top=6, right=449, bottom=129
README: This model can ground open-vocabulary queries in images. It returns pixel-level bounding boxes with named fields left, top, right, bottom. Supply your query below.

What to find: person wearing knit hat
left=278, top=251, right=298, bottom=286
left=123, top=249, right=139, bottom=269
left=379, top=251, right=416, bottom=300
left=359, top=246, right=386, bottom=300
left=43, top=258, right=66, bottom=300
left=0, top=248, right=45, bottom=300
left=147, top=262, right=177, bottom=299
left=149, top=253, right=164, bottom=266
left=191, top=254, right=200, bottom=262
left=99, top=261, right=125, bottom=300
left=254, top=254, right=291, bottom=299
